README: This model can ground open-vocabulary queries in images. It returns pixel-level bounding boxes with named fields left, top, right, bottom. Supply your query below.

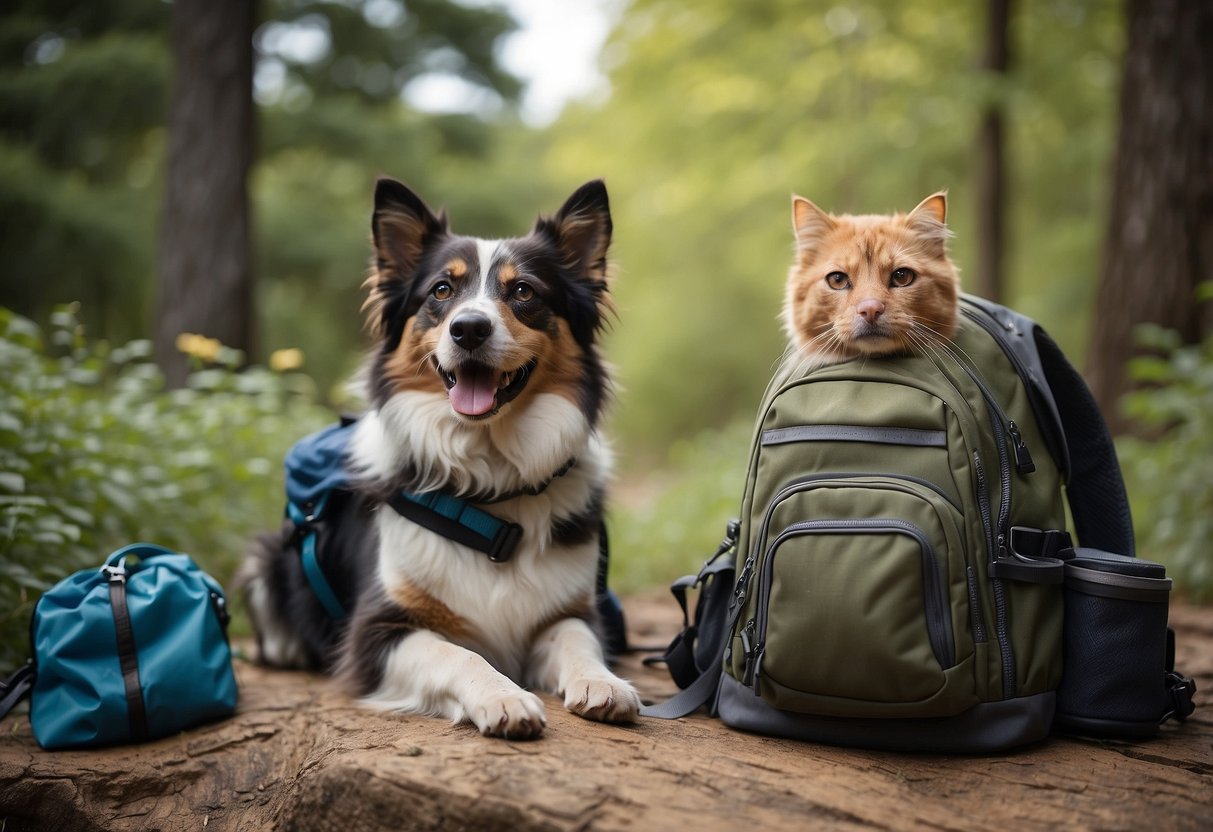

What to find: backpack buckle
left=101, top=558, right=128, bottom=584
left=1163, top=671, right=1197, bottom=723
left=488, top=522, right=523, bottom=562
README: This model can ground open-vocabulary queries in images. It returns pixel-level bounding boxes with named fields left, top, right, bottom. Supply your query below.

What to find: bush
left=1117, top=323, right=1213, bottom=601
left=0, top=305, right=332, bottom=668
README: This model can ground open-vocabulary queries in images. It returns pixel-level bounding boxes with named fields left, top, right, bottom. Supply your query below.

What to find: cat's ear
left=792, top=196, right=836, bottom=253
left=910, top=190, right=948, bottom=224
left=907, top=190, right=951, bottom=251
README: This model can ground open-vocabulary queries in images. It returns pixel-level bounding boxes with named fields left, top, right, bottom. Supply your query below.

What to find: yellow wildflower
left=175, top=332, right=223, bottom=363
left=270, top=348, right=305, bottom=372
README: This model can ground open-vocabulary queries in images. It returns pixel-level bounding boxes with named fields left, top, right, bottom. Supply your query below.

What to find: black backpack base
left=717, top=677, right=1055, bottom=754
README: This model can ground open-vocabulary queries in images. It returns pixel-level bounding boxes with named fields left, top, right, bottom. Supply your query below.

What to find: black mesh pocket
left=1055, top=548, right=1173, bottom=738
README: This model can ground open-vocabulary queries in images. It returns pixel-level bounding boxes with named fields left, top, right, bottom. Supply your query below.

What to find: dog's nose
left=449, top=312, right=493, bottom=351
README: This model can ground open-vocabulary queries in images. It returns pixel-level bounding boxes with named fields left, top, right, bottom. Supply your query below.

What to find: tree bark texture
left=1087, top=0, right=1213, bottom=429
left=154, top=0, right=256, bottom=388
left=2, top=593, right=1211, bottom=831
left=975, top=0, right=1011, bottom=305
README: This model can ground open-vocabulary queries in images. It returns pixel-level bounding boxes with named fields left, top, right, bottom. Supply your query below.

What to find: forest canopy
left=0, top=0, right=1127, bottom=458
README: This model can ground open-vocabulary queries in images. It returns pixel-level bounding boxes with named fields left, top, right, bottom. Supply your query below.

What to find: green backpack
left=643, top=295, right=1196, bottom=752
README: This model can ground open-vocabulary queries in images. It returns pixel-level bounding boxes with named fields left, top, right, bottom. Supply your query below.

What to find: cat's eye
left=432, top=282, right=453, bottom=301
left=825, top=271, right=851, bottom=290
left=890, top=268, right=917, bottom=288
left=512, top=282, right=535, bottom=302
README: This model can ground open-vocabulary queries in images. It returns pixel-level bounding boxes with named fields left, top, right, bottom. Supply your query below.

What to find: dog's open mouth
left=434, top=356, right=538, bottom=418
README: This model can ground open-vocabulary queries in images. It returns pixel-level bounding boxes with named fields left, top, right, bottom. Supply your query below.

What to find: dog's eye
left=512, top=282, right=535, bottom=302
left=825, top=272, right=851, bottom=290
left=432, top=282, right=453, bottom=301
left=890, top=268, right=916, bottom=288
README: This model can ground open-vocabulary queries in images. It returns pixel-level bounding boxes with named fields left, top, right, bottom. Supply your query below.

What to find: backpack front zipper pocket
left=739, top=478, right=978, bottom=719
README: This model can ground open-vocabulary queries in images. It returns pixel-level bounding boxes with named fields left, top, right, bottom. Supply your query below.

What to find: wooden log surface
left=2, top=591, right=1211, bottom=831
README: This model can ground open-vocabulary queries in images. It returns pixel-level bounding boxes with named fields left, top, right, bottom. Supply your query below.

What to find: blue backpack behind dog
left=284, top=420, right=629, bottom=655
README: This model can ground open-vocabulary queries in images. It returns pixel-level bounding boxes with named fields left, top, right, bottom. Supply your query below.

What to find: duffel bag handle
left=102, top=543, right=177, bottom=569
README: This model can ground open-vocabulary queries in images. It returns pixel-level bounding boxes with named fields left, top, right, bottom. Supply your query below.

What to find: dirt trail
left=2, top=591, right=1210, bottom=831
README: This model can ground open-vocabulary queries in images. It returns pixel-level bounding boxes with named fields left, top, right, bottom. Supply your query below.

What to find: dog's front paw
left=563, top=675, right=641, bottom=724
left=468, top=688, right=547, bottom=740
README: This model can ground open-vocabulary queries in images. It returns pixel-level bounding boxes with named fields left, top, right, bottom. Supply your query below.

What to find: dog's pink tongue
left=449, top=365, right=497, bottom=416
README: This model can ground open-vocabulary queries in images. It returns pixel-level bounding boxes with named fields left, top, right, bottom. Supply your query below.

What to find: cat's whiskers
left=909, top=319, right=980, bottom=373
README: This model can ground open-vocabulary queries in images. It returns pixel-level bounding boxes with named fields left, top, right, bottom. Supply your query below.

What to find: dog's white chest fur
left=350, top=389, right=610, bottom=680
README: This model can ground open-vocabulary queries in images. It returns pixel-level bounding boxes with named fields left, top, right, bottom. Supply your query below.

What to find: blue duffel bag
left=0, top=543, right=238, bottom=749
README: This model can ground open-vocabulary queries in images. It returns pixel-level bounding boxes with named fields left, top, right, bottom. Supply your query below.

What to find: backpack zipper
left=974, top=450, right=1015, bottom=696
left=956, top=359, right=1035, bottom=477
left=960, top=305, right=1039, bottom=475
left=750, top=471, right=961, bottom=582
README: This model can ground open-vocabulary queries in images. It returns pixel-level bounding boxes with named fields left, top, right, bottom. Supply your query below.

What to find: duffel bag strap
left=0, top=662, right=35, bottom=721
left=102, top=557, right=149, bottom=742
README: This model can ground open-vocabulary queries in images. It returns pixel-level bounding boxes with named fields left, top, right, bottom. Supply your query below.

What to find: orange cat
left=782, top=192, right=960, bottom=366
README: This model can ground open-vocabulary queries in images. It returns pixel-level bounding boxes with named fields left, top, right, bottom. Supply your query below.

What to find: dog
left=241, top=177, right=640, bottom=739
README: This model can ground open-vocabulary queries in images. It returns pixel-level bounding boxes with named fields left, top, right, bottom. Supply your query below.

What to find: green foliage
left=0, top=2, right=168, bottom=342
left=1116, top=323, right=1213, bottom=600
left=546, top=0, right=1123, bottom=457
left=1, top=0, right=1129, bottom=464
left=0, top=0, right=527, bottom=387
left=0, top=306, right=332, bottom=669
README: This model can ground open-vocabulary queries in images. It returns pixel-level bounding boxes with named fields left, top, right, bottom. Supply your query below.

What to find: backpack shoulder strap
left=1032, top=327, right=1135, bottom=556
left=960, top=295, right=1134, bottom=556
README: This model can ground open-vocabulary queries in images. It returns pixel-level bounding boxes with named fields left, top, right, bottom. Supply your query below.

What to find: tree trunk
left=1087, top=0, right=1213, bottom=430
left=154, top=0, right=256, bottom=388
left=974, top=0, right=1011, bottom=304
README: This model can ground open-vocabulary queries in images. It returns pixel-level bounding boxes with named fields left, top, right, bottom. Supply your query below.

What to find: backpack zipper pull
left=1008, top=420, right=1035, bottom=475
left=740, top=621, right=759, bottom=687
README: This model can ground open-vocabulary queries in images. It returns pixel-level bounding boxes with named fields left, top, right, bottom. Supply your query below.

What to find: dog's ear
left=535, top=179, right=612, bottom=282
left=372, top=178, right=448, bottom=278
left=365, top=178, right=448, bottom=335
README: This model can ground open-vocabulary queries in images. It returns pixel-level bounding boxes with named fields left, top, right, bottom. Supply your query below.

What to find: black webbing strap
left=1164, top=628, right=1197, bottom=723
left=0, top=663, right=34, bottom=721
left=1033, top=328, right=1136, bottom=556
left=104, top=562, right=148, bottom=742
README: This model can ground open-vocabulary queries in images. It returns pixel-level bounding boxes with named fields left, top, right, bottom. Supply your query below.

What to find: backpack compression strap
left=287, top=494, right=350, bottom=619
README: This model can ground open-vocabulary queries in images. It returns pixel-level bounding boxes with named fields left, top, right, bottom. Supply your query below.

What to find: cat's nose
left=856, top=299, right=886, bottom=323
